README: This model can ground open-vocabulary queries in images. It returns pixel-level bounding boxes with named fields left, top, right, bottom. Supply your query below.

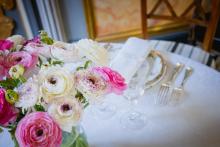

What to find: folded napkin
left=110, top=37, right=151, bottom=83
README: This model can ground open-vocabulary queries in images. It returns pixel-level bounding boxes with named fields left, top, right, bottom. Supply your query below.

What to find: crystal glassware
left=120, top=66, right=147, bottom=130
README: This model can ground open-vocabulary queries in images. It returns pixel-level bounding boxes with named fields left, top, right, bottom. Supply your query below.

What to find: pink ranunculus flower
left=15, top=112, right=62, bottom=147
left=92, top=67, right=127, bottom=94
left=24, top=42, right=52, bottom=58
left=0, top=65, right=8, bottom=80
left=0, top=88, right=18, bottom=127
left=24, top=36, right=41, bottom=46
left=5, top=51, right=38, bottom=69
left=0, top=40, right=13, bottom=51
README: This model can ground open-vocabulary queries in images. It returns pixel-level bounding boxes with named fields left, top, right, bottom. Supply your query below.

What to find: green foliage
left=18, top=76, right=26, bottom=83
left=37, top=57, right=64, bottom=68
left=34, top=104, right=45, bottom=112
left=76, top=67, right=84, bottom=71
left=0, top=127, right=3, bottom=133
left=39, top=30, right=54, bottom=45
left=72, top=134, right=89, bottom=147
left=76, top=60, right=92, bottom=71
left=52, top=60, right=64, bottom=65
left=62, top=127, right=89, bottom=147
left=47, top=58, right=64, bottom=66
left=37, top=57, right=43, bottom=67
left=0, top=78, right=21, bottom=89
left=75, top=91, right=89, bottom=108
left=84, top=60, right=91, bottom=69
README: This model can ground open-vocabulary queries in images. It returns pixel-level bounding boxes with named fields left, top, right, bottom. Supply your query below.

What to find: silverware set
left=156, top=62, right=193, bottom=105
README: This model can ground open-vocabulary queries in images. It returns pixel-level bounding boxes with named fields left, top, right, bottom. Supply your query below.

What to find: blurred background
left=0, top=0, right=220, bottom=55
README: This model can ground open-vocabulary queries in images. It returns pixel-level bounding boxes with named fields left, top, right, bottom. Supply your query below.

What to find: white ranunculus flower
left=39, top=66, right=76, bottom=103
left=74, top=39, right=109, bottom=66
left=15, top=76, right=39, bottom=109
left=74, top=70, right=108, bottom=103
left=48, top=97, right=83, bottom=132
left=7, top=35, right=25, bottom=50
left=51, top=41, right=80, bottom=62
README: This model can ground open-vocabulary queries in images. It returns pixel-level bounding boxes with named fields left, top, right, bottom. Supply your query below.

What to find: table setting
left=0, top=32, right=220, bottom=147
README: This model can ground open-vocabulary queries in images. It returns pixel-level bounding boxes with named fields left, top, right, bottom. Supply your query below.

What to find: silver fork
left=156, top=62, right=184, bottom=105
left=169, top=67, right=193, bottom=105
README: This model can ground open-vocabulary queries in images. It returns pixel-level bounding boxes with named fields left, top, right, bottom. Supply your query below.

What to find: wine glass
left=90, top=95, right=117, bottom=120
left=120, top=66, right=147, bottom=130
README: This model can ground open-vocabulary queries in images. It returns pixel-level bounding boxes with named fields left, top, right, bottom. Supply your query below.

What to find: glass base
left=91, top=102, right=117, bottom=120
left=120, top=110, right=146, bottom=130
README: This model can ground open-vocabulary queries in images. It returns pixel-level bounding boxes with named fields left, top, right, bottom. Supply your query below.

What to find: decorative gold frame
left=83, top=0, right=189, bottom=42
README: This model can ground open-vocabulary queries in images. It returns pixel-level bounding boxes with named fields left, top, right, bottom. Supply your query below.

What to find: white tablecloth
left=1, top=45, right=220, bottom=147
left=82, top=51, right=220, bottom=147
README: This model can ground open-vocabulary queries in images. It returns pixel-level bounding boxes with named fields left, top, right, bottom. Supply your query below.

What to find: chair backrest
left=140, top=0, right=220, bottom=52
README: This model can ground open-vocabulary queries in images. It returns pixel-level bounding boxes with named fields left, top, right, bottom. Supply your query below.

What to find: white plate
left=144, top=50, right=167, bottom=89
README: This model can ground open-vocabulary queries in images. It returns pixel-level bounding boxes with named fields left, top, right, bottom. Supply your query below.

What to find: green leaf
left=76, top=67, right=84, bottom=71
left=0, top=127, right=3, bottom=133
left=39, top=30, right=54, bottom=45
left=9, top=131, right=19, bottom=147
left=75, top=91, right=89, bottom=108
left=62, top=127, right=88, bottom=147
left=18, top=76, right=27, bottom=83
left=34, top=104, right=45, bottom=112
left=52, top=60, right=64, bottom=66
left=76, top=60, right=92, bottom=71
left=84, top=60, right=91, bottom=69
left=0, top=78, right=21, bottom=89
left=38, top=56, right=43, bottom=67
left=83, top=102, right=89, bottom=109
left=47, top=58, right=52, bottom=64
left=73, top=133, right=89, bottom=147
left=61, top=127, right=78, bottom=147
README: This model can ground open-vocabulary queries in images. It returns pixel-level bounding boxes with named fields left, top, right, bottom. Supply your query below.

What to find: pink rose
left=92, top=67, right=127, bottom=94
left=15, top=112, right=62, bottom=147
left=24, top=42, right=51, bottom=58
left=5, top=51, right=38, bottom=69
left=0, top=88, right=18, bottom=127
left=0, top=40, right=13, bottom=51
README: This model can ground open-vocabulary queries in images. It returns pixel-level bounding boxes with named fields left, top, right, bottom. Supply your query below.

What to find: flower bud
left=9, top=64, right=25, bottom=79
left=5, top=89, right=19, bottom=104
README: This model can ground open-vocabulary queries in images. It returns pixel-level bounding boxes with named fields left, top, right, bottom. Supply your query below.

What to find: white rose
left=39, top=66, right=76, bottom=103
left=51, top=41, right=80, bottom=62
left=7, top=35, right=25, bottom=50
left=48, top=97, right=83, bottom=132
left=74, top=39, right=109, bottom=66
left=15, top=76, right=39, bottom=109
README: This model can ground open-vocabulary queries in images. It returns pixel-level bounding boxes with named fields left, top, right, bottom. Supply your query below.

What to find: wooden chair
left=140, top=0, right=220, bottom=52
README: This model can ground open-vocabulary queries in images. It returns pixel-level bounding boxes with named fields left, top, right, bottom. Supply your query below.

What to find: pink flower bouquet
left=0, top=31, right=127, bottom=147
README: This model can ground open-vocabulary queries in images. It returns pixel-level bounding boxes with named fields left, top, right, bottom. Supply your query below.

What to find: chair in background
left=140, top=0, right=220, bottom=52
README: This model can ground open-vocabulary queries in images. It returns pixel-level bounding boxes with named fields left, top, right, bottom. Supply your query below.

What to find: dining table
left=1, top=39, right=220, bottom=147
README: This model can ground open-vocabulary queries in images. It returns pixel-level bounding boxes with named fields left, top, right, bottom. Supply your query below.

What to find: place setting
left=102, top=38, right=195, bottom=131
left=0, top=33, right=219, bottom=147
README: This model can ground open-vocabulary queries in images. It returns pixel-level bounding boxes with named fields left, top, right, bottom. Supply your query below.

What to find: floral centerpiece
left=0, top=31, right=127, bottom=147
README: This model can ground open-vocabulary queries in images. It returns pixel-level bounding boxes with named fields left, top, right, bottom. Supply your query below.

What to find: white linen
left=110, top=37, right=152, bottom=83
left=81, top=51, right=220, bottom=147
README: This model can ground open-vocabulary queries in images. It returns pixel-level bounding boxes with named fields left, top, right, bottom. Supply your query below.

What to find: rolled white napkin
left=110, top=37, right=151, bottom=83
